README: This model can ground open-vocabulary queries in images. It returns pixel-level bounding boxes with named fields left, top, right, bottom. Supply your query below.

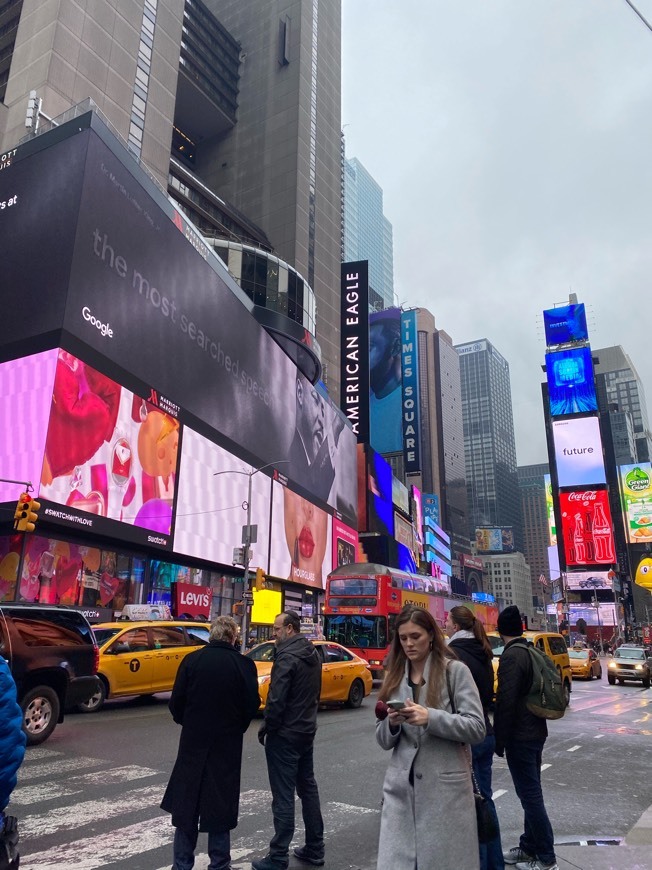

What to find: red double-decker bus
left=322, top=562, right=453, bottom=678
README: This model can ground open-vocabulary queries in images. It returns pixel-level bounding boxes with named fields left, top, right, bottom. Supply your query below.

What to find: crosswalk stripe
left=14, top=765, right=159, bottom=806
left=18, top=757, right=99, bottom=782
left=22, top=749, right=63, bottom=761
left=21, top=784, right=163, bottom=838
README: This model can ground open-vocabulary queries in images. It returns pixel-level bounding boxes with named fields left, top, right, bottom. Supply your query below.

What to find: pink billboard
left=269, top=481, right=332, bottom=589
left=332, top=517, right=359, bottom=569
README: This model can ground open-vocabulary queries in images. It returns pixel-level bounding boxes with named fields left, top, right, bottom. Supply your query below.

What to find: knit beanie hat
left=497, top=605, right=523, bottom=637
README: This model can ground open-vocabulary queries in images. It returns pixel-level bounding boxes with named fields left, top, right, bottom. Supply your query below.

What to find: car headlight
left=608, top=661, right=616, bottom=668
left=635, top=664, right=643, bottom=671
left=258, top=675, right=270, bottom=685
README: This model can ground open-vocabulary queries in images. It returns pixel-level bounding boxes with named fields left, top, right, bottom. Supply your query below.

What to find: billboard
left=401, top=311, right=421, bottom=472
left=545, top=347, right=597, bottom=416
left=546, top=602, right=617, bottom=627
left=564, top=571, right=613, bottom=591
left=543, top=303, right=589, bottom=346
left=39, top=350, right=181, bottom=549
left=173, top=427, right=273, bottom=569
left=559, top=490, right=616, bottom=567
left=543, top=473, right=557, bottom=546
left=552, top=417, right=606, bottom=487
left=269, top=481, right=332, bottom=588
left=618, top=463, right=652, bottom=544
left=332, top=517, right=359, bottom=570
left=475, top=527, right=514, bottom=554
left=0, top=350, right=57, bottom=502
left=0, top=119, right=357, bottom=528
left=369, top=308, right=403, bottom=454
left=392, top=476, right=410, bottom=515
left=411, top=485, right=424, bottom=554
left=340, top=262, right=369, bottom=443
left=368, top=448, right=394, bottom=537
left=422, top=493, right=440, bottom=528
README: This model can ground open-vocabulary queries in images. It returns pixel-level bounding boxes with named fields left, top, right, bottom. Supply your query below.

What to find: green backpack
left=524, top=644, right=568, bottom=720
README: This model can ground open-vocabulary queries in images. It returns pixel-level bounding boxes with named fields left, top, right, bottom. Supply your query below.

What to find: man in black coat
left=252, top=611, right=324, bottom=870
left=494, top=606, right=558, bottom=870
left=161, top=615, right=259, bottom=870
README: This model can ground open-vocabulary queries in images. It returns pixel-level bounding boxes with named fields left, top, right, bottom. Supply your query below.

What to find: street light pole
left=240, top=470, right=253, bottom=654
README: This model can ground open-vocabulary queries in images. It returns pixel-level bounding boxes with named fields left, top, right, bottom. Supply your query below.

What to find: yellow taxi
left=568, top=647, right=602, bottom=680
left=246, top=639, right=373, bottom=710
left=488, top=630, right=572, bottom=704
left=77, top=620, right=211, bottom=712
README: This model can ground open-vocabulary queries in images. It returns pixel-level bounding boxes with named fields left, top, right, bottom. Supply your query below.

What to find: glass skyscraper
left=456, top=339, right=523, bottom=549
left=593, top=346, right=652, bottom=462
left=343, top=156, right=394, bottom=310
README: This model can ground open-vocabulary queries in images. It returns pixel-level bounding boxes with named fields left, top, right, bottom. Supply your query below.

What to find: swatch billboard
left=558, top=490, right=616, bottom=568
left=618, top=463, right=652, bottom=544
left=543, top=303, right=589, bottom=346
left=0, top=115, right=357, bottom=530
left=545, top=347, right=597, bottom=416
left=552, top=417, right=606, bottom=487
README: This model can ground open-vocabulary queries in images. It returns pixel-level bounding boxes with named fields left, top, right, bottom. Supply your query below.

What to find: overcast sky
left=341, top=0, right=652, bottom=466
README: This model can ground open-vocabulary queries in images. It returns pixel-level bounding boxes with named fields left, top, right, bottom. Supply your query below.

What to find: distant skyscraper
left=518, top=462, right=551, bottom=608
left=343, top=156, right=394, bottom=311
left=593, top=346, right=652, bottom=462
left=456, top=338, right=523, bottom=548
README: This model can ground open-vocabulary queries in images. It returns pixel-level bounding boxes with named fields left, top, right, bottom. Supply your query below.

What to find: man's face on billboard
left=296, top=378, right=325, bottom=462
left=369, top=323, right=394, bottom=371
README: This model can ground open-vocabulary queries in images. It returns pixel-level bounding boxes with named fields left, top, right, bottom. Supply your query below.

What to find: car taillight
left=93, top=644, right=100, bottom=674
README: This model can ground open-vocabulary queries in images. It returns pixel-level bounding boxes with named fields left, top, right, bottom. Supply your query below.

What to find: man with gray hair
left=162, top=615, right=260, bottom=870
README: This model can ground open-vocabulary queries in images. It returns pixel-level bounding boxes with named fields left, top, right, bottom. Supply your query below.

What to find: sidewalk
left=555, top=804, right=652, bottom=869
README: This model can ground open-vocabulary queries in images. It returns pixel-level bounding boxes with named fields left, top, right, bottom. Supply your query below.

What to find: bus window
left=329, top=578, right=378, bottom=596
left=323, top=614, right=387, bottom=650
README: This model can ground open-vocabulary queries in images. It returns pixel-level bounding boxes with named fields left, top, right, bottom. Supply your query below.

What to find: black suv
left=0, top=604, right=100, bottom=745
left=607, top=645, right=652, bottom=688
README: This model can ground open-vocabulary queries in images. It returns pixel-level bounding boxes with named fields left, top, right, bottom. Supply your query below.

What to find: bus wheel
left=345, top=679, right=365, bottom=709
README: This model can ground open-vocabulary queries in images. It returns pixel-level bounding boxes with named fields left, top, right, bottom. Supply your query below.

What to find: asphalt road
left=13, top=667, right=652, bottom=870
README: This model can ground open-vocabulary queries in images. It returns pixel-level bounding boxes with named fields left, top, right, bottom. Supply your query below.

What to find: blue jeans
left=173, top=826, right=231, bottom=870
left=505, top=740, right=556, bottom=865
left=472, top=734, right=504, bottom=870
left=265, top=733, right=324, bottom=866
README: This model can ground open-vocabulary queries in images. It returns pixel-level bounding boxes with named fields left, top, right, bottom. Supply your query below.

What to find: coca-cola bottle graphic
left=593, top=500, right=615, bottom=562
left=573, top=513, right=587, bottom=564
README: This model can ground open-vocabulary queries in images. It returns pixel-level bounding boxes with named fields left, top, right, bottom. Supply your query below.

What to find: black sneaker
left=293, top=846, right=325, bottom=866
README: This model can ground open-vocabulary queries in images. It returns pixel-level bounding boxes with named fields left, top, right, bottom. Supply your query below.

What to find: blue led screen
left=543, top=303, right=588, bottom=346
left=546, top=347, right=597, bottom=416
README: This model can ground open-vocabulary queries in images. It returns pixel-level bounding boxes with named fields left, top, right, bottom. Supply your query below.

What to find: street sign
left=242, top=524, right=258, bottom=544
left=242, top=592, right=254, bottom=601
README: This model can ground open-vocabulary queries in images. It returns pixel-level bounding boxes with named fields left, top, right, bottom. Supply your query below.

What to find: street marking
left=328, top=801, right=380, bottom=815
left=14, top=765, right=159, bottom=805
left=492, top=789, right=507, bottom=799
left=567, top=745, right=581, bottom=752
left=540, top=763, right=551, bottom=771
left=20, top=784, right=163, bottom=838
left=17, top=757, right=98, bottom=782
left=23, top=748, right=63, bottom=761
left=594, top=734, right=605, bottom=738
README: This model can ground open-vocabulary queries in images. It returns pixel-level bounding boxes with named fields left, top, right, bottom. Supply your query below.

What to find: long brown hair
left=449, top=605, right=493, bottom=660
left=379, top=606, right=455, bottom=707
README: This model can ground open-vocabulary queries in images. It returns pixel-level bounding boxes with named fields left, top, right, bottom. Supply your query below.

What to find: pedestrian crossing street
left=13, top=746, right=380, bottom=870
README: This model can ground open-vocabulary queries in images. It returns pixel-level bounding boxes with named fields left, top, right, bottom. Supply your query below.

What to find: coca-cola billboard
left=559, top=490, right=616, bottom=568
left=173, top=582, right=212, bottom=619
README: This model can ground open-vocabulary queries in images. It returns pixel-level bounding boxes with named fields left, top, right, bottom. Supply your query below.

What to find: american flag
left=539, top=574, right=548, bottom=588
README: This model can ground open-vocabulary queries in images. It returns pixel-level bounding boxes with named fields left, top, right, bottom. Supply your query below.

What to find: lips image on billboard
left=133, top=499, right=172, bottom=536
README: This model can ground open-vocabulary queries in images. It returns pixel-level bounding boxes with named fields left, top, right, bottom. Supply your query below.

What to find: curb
left=625, top=804, right=652, bottom=846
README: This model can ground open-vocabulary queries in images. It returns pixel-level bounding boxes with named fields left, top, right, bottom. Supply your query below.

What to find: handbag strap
left=445, top=663, right=482, bottom=797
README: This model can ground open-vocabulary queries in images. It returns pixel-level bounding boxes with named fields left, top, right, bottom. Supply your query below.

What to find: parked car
left=569, top=647, right=602, bottom=680
left=488, top=630, right=573, bottom=704
left=607, top=644, right=652, bottom=688
left=0, top=604, right=100, bottom=745
left=78, top=620, right=210, bottom=712
left=246, top=639, right=373, bottom=710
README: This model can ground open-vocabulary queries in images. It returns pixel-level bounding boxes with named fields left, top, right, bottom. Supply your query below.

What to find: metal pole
left=594, top=591, right=604, bottom=654
left=239, top=471, right=253, bottom=653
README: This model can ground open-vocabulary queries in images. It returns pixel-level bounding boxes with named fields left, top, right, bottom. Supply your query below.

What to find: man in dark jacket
left=0, top=657, right=25, bottom=870
left=494, top=606, right=558, bottom=870
left=161, top=615, right=259, bottom=870
left=253, top=611, right=324, bottom=870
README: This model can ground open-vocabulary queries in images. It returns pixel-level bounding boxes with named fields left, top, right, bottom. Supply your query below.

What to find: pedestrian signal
left=232, top=602, right=244, bottom=617
left=14, top=496, right=40, bottom=532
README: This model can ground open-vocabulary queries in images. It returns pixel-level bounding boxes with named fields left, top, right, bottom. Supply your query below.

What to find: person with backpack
left=494, top=606, right=558, bottom=870
left=446, top=606, right=504, bottom=870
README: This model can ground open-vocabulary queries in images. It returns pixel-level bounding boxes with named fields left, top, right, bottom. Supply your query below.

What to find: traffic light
left=254, top=567, right=267, bottom=591
left=14, top=495, right=40, bottom=532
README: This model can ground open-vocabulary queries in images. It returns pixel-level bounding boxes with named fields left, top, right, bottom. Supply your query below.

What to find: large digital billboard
left=552, top=417, right=606, bottom=487
left=546, top=347, right=597, bottom=416
left=340, top=262, right=369, bottom=443
left=543, top=303, right=589, bottom=346
left=401, top=311, right=421, bottom=472
left=543, top=474, right=557, bottom=546
left=475, top=527, right=514, bottom=554
left=564, top=571, right=613, bottom=591
left=0, top=118, right=357, bottom=530
left=173, top=427, right=273, bottom=570
left=269, top=481, right=332, bottom=589
left=332, top=518, right=358, bottom=570
left=559, top=490, right=615, bottom=567
left=39, top=351, right=181, bottom=549
left=546, top=602, right=617, bottom=627
left=618, top=463, right=652, bottom=544
left=0, top=350, right=57, bottom=502
left=369, top=308, right=402, bottom=454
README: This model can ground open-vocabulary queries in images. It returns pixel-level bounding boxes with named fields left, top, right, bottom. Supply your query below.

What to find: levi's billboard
left=558, top=490, right=616, bottom=568
left=552, top=417, right=606, bottom=487
left=173, top=582, right=211, bottom=619
left=0, top=115, right=357, bottom=529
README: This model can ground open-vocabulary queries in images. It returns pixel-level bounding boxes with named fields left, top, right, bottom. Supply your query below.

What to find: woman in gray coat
left=376, top=605, right=486, bottom=870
